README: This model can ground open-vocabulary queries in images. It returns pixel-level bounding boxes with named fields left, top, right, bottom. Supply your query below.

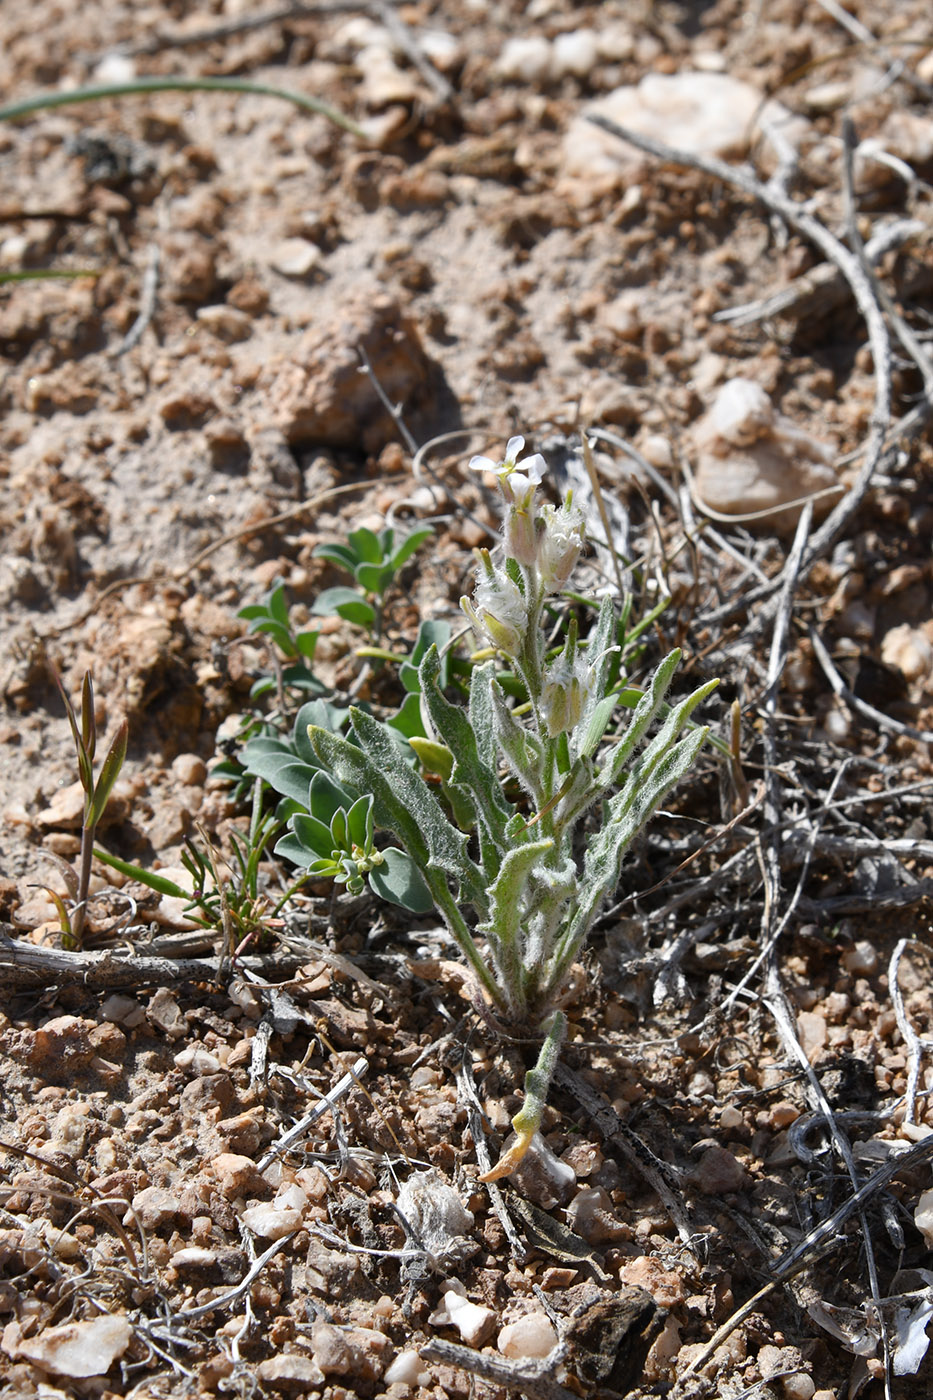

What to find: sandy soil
left=3, top=1, right=933, bottom=1397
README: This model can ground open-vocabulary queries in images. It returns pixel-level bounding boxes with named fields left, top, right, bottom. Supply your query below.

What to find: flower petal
left=468, top=454, right=499, bottom=473
left=520, top=453, right=547, bottom=484
left=505, top=435, right=525, bottom=462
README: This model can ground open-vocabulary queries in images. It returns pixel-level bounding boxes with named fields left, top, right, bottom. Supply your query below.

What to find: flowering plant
left=308, top=435, right=716, bottom=1177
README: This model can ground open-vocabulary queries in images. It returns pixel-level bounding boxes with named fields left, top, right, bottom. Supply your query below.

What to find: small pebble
left=497, top=1313, right=557, bottom=1359
left=359, top=45, right=421, bottom=105
left=645, top=1314, right=682, bottom=1379
left=47, top=1227, right=82, bottom=1260
left=257, top=1354, right=325, bottom=1388
left=690, top=1145, right=748, bottom=1195
left=618, top=1255, right=686, bottom=1307
left=310, top=1321, right=390, bottom=1381
left=147, top=988, right=188, bottom=1039
left=385, top=1349, right=430, bottom=1385
left=496, top=35, right=552, bottom=83
left=99, top=994, right=146, bottom=1029
left=641, top=434, right=674, bottom=469
left=438, top=1285, right=497, bottom=1347
left=171, top=753, right=208, bottom=786
left=880, top=624, right=933, bottom=682
left=768, top=1101, right=800, bottom=1130
left=270, top=238, right=323, bottom=279
left=171, top=1246, right=218, bottom=1269
left=128, top=1186, right=179, bottom=1230
left=93, top=53, right=137, bottom=84
left=7, top=1314, right=132, bottom=1379
left=796, top=1011, right=828, bottom=1062
left=274, top=1182, right=309, bottom=1213
left=552, top=29, right=599, bottom=79
left=566, top=1185, right=627, bottom=1242
left=228, top=979, right=264, bottom=1018
left=241, top=1202, right=302, bottom=1240
left=195, top=305, right=252, bottom=342
left=211, top=1153, right=269, bottom=1199
left=821, top=703, right=852, bottom=744
left=840, top=940, right=874, bottom=974
left=174, top=1046, right=222, bottom=1074
left=599, top=291, right=642, bottom=342
left=37, top=780, right=86, bottom=828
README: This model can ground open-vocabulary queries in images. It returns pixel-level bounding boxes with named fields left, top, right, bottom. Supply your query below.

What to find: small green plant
left=96, top=779, right=301, bottom=947
left=48, top=669, right=128, bottom=949
left=304, top=436, right=717, bottom=1178
left=274, top=772, right=434, bottom=911
left=238, top=582, right=325, bottom=702
left=312, top=523, right=433, bottom=641
left=239, top=697, right=432, bottom=911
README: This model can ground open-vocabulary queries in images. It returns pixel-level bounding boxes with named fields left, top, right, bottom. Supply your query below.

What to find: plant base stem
left=479, top=1009, right=566, bottom=1181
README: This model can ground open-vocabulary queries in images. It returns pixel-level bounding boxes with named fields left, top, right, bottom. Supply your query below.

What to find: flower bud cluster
left=463, top=436, right=586, bottom=658
left=461, top=550, right=527, bottom=657
left=541, top=652, right=589, bottom=736
left=538, top=499, right=585, bottom=594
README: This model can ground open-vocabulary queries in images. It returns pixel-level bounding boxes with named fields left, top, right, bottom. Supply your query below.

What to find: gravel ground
left=3, top=2, right=933, bottom=1397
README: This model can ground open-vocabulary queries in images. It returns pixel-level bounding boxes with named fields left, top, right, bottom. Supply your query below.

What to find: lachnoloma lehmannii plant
left=301, top=436, right=716, bottom=1178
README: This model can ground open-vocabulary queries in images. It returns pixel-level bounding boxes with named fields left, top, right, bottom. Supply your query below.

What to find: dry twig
left=0, top=929, right=309, bottom=989
left=419, top=1336, right=577, bottom=1400
left=587, top=110, right=896, bottom=640
left=552, top=1063, right=695, bottom=1248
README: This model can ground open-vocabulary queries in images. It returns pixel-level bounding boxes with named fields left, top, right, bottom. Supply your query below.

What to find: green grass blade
left=0, top=77, right=365, bottom=137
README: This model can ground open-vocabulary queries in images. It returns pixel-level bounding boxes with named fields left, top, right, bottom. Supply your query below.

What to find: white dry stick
left=419, top=1336, right=576, bottom=1400
left=813, top=0, right=933, bottom=102
left=366, top=0, right=456, bottom=105
left=258, top=1055, right=368, bottom=1170
left=454, top=1051, right=528, bottom=1262
left=888, top=939, right=931, bottom=1127
left=748, top=488, right=892, bottom=1389
left=111, top=243, right=160, bottom=357
left=808, top=625, right=933, bottom=746
left=841, top=119, right=933, bottom=416
left=174, top=1235, right=294, bottom=1322
left=714, top=220, right=924, bottom=328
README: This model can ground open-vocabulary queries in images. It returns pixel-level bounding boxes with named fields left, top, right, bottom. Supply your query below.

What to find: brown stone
left=261, top=292, right=444, bottom=452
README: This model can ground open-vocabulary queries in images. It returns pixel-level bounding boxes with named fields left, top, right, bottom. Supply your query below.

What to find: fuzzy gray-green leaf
left=478, top=837, right=553, bottom=1008
left=491, top=681, right=544, bottom=807
left=420, top=647, right=513, bottom=852
left=546, top=724, right=710, bottom=999
left=595, top=648, right=682, bottom=793
left=577, top=596, right=616, bottom=731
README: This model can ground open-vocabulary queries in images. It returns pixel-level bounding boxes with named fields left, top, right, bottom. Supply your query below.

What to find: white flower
left=468, top=435, right=547, bottom=495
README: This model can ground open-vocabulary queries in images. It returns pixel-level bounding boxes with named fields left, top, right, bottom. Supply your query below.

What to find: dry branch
left=0, top=930, right=309, bottom=989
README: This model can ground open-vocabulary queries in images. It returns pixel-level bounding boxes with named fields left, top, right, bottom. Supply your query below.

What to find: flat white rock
left=242, top=1202, right=302, bottom=1239
left=564, top=71, right=766, bottom=183
left=5, top=1314, right=132, bottom=1378
left=692, top=378, right=839, bottom=529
